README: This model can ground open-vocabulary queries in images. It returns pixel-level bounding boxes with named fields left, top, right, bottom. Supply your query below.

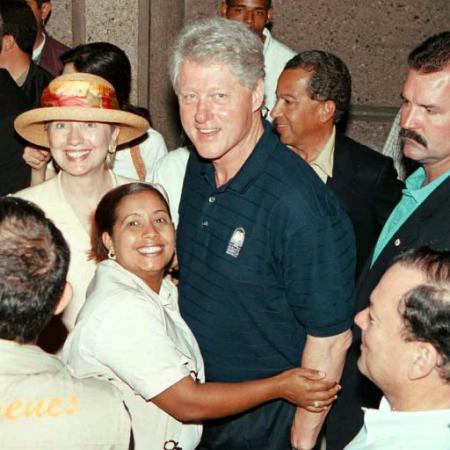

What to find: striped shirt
left=177, top=123, right=356, bottom=382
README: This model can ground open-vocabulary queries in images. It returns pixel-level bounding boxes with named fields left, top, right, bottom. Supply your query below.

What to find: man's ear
left=319, top=100, right=336, bottom=124
left=408, top=343, right=438, bottom=380
left=266, top=7, right=273, bottom=24
left=252, top=78, right=265, bottom=112
left=54, top=282, right=72, bottom=315
left=219, top=1, right=228, bottom=17
left=40, top=1, right=52, bottom=22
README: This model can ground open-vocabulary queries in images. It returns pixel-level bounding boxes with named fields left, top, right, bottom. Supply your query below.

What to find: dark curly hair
left=284, top=50, right=351, bottom=123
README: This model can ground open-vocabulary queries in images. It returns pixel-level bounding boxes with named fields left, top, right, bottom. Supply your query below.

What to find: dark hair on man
left=35, top=0, right=50, bottom=7
left=408, top=31, right=450, bottom=73
left=225, top=0, right=272, bottom=7
left=0, top=197, right=70, bottom=343
left=394, top=247, right=450, bottom=382
left=0, top=0, right=37, bottom=56
left=60, top=42, right=151, bottom=123
left=92, top=183, right=171, bottom=262
left=284, top=50, right=351, bottom=123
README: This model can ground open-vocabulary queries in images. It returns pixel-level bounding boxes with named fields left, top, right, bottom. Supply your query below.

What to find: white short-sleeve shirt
left=114, top=128, right=168, bottom=181
left=63, top=260, right=205, bottom=450
left=151, top=146, right=190, bottom=227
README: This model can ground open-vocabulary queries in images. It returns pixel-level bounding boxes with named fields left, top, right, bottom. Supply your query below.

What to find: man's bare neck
left=2, top=54, right=31, bottom=82
left=291, top=126, right=334, bottom=163
left=387, top=384, right=450, bottom=412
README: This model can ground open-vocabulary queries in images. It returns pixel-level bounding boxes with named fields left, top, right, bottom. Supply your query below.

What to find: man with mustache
left=329, top=30, right=450, bottom=449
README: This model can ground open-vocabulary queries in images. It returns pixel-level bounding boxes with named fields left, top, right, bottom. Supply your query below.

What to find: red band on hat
left=40, top=79, right=119, bottom=110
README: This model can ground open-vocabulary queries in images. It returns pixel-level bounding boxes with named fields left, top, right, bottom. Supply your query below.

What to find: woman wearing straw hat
left=13, top=72, right=149, bottom=332
left=23, top=42, right=168, bottom=185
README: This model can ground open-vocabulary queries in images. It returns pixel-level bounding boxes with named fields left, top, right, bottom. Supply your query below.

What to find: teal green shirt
left=371, top=167, right=450, bottom=266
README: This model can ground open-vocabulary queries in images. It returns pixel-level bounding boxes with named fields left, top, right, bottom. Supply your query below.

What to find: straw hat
left=14, top=73, right=149, bottom=148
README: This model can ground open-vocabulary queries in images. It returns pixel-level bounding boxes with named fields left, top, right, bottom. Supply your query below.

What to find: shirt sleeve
left=92, top=294, right=190, bottom=400
left=272, top=191, right=356, bottom=337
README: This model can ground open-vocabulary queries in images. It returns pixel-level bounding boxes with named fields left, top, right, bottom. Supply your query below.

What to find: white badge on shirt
left=226, top=227, right=245, bottom=258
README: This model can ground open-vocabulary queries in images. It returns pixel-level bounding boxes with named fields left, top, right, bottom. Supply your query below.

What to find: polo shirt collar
left=200, top=120, right=276, bottom=194
left=404, top=166, right=450, bottom=203
left=0, top=339, right=63, bottom=375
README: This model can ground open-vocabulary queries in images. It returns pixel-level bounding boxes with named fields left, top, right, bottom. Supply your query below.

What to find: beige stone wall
left=46, top=0, right=450, bottom=150
left=46, top=0, right=72, bottom=46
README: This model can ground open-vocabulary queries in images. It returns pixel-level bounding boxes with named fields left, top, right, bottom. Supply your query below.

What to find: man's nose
left=354, top=308, right=368, bottom=330
left=195, top=98, right=212, bottom=123
left=270, top=99, right=281, bottom=120
left=400, top=104, right=418, bottom=130
left=244, top=9, right=255, bottom=25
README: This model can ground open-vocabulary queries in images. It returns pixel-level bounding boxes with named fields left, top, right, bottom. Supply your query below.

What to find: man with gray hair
left=346, top=247, right=450, bottom=449
left=172, top=18, right=356, bottom=450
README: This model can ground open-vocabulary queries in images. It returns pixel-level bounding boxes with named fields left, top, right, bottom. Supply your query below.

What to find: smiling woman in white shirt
left=63, top=181, right=342, bottom=450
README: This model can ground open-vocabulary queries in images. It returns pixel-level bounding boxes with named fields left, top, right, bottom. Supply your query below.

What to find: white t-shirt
left=63, top=260, right=205, bottom=450
left=262, top=28, right=296, bottom=115
left=113, top=128, right=168, bottom=180
left=151, top=146, right=190, bottom=227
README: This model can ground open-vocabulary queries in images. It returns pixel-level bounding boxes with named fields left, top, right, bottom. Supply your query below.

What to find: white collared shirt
left=63, top=260, right=205, bottom=450
left=32, top=32, right=46, bottom=63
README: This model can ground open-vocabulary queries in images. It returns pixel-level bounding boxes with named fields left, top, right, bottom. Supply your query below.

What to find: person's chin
left=356, top=355, right=368, bottom=377
left=402, top=139, right=425, bottom=159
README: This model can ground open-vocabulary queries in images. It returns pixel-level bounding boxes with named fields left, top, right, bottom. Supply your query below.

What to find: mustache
left=399, top=128, right=428, bottom=148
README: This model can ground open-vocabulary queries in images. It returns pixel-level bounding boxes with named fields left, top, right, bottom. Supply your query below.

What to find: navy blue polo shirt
left=177, top=123, right=356, bottom=382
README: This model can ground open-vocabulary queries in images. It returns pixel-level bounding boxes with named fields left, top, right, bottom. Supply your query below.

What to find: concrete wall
left=48, top=0, right=450, bottom=150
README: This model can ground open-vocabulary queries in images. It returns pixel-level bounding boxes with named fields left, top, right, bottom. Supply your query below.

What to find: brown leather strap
left=130, top=145, right=146, bottom=181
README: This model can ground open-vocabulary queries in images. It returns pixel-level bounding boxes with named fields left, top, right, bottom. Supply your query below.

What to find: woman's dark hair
left=92, top=182, right=171, bottom=263
left=60, top=42, right=151, bottom=124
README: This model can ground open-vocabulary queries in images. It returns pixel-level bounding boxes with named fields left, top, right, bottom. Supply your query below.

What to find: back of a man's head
left=0, top=0, right=37, bottom=56
left=396, top=248, right=450, bottom=384
left=284, top=50, right=351, bottom=123
left=408, top=31, right=450, bottom=73
left=0, top=197, right=69, bottom=343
